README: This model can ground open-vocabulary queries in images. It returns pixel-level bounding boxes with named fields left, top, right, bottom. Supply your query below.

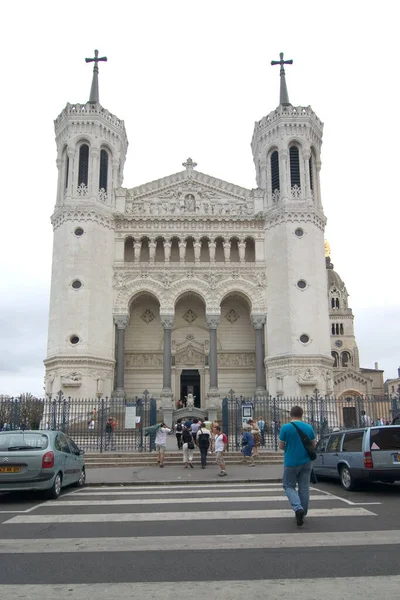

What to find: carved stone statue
left=186, top=393, right=195, bottom=407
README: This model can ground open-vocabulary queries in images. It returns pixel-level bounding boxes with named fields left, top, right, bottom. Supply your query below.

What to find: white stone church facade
left=44, top=52, right=383, bottom=413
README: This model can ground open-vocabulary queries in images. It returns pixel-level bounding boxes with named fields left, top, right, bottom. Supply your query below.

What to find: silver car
left=0, top=430, right=85, bottom=499
left=313, top=425, right=400, bottom=490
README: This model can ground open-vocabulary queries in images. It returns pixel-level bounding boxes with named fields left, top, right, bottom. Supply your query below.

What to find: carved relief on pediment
left=175, top=343, right=204, bottom=366
left=125, top=180, right=254, bottom=218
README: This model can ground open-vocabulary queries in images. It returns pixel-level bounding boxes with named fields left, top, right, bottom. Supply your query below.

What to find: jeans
left=199, top=446, right=208, bottom=466
left=282, top=462, right=312, bottom=515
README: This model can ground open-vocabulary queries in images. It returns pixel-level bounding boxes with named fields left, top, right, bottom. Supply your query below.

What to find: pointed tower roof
left=271, top=52, right=293, bottom=106
left=85, top=49, right=107, bottom=104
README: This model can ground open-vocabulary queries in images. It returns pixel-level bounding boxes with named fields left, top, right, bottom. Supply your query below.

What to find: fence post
left=272, top=397, right=278, bottom=451
left=99, top=397, right=106, bottom=453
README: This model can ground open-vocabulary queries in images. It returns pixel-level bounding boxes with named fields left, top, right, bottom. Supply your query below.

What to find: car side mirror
left=78, top=449, right=85, bottom=455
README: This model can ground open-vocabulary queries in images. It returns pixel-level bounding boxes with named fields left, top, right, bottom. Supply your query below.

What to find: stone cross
left=271, top=52, right=293, bottom=106
left=182, top=157, right=197, bottom=173
left=85, top=49, right=107, bottom=72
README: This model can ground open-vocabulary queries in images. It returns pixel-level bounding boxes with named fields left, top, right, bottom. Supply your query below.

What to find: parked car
left=313, top=425, right=400, bottom=490
left=0, top=430, right=85, bottom=499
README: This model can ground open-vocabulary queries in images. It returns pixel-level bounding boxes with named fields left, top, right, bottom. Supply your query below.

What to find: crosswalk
left=1, top=482, right=399, bottom=598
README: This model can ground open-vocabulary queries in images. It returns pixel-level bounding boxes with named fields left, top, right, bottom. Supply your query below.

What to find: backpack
left=221, top=433, right=228, bottom=445
left=176, top=423, right=183, bottom=432
left=197, top=430, right=210, bottom=448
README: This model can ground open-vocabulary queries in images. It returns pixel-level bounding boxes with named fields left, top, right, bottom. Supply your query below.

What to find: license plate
left=392, top=453, right=400, bottom=463
left=0, top=466, right=21, bottom=473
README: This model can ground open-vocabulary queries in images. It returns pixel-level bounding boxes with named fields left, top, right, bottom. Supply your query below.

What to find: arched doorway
left=180, top=369, right=201, bottom=408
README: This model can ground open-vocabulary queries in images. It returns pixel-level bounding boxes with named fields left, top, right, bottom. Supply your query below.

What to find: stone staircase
left=84, top=450, right=284, bottom=468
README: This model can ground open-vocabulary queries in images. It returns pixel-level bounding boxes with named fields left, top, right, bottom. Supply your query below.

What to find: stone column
left=209, top=240, right=216, bottom=263
left=179, top=240, right=186, bottom=263
left=160, top=314, right=174, bottom=425
left=163, top=240, right=171, bottom=263
left=259, top=158, right=267, bottom=190
left=112, top=158, right=120, bottom=188
left=238, top=240, right=246, bottom=262
left=113, top=314, right=129, bottom=397
left=160, top=314, right=174, bottom=397
left=223, top=240, right=231, bottom=263
left=134, top=240, right=142, bottom=263
left=90, top=148, right=99, bottom=197
left=303, top=149, right=311, bottom=199
left=251, top=314, right=267, bottom=396
left=206, top=314, right=220, bottom=402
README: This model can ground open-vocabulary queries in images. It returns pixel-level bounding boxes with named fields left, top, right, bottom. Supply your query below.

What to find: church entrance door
left=180, top=370, right=201, bottom=408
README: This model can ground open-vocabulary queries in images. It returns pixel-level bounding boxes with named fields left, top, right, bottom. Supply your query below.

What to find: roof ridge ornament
left=85, top=49, right=107, bottom=105
left=271, top=52, right=293, bottom=107
left=182, top=157, right=197, bottom=178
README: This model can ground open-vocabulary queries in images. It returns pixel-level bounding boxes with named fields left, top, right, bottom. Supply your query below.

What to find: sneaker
left=295, top=508, right=305, bottom=527
left=189, top=463, right=194, bottom=468
left=159, top=464, right=164, bottom=468
left=218, top=471, right=227, bottom=477
left=248, top=463, right=255, bottom=467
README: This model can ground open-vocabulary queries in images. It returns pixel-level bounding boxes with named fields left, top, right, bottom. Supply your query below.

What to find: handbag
left=187, top=439, right=194, bottom=450
left=291, top=422, right=317, bottom=461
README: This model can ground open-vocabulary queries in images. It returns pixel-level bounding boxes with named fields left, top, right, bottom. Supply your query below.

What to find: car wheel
left=75, top=467, right=86, bottom=487
left=340, top=466, right=357, bottom=491
left=47, top=472, right=62, bottom=499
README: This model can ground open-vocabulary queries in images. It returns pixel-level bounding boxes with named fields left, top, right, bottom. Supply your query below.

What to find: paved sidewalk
left=86, top=463, right=283, bottom=486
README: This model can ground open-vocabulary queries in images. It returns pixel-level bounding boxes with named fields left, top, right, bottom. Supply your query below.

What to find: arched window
left=244, top=237, right=255, bottom=262
left=290, top=146, right=300, bottom=188
left=331, top=351, right=339, bottom=368
left=124, top=237, right=134, bottom=262
left=342, top=351, right=351, bottom=367
left=78, top=144, right=89, bottom=187
left=64, top=151, right=69, bottom=191
left=99, top=149, right=109, bottom=191
left=340, top=324, right=344, bottom=335
left=336, top=298, right=340, bottom=309
left=309, top=156, right=313, bottom=191
left=270, top=150, right=280, bottom=196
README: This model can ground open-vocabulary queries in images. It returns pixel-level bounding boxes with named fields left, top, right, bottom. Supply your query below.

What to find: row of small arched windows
left=270, top=146, right=315, bottom=195
left=331, top=297, right=340, bottom=309
left=332, top=351, right=351, bottom=368
left=64, top=143, right=109, bottom=191
left=331, top=323, right=344, bottom=335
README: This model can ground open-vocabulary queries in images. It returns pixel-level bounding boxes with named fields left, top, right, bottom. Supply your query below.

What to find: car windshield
left=0, top=433, right=49, bottom=451
left=370, top=427, right=400, bottom=451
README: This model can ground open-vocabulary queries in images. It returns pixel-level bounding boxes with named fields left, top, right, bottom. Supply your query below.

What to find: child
left=241, top=424, right=255, bottom=466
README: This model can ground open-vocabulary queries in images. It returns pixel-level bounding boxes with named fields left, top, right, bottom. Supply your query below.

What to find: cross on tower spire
left=271, top=52, right=293, bottom=107
left=85, top=49, right=107, bottom=105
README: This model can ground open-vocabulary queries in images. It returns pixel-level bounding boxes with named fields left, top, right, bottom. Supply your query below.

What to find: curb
left=85, top=478, right=283, bottom=487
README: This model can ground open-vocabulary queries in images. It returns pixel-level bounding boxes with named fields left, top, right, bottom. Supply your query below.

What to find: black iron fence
left=0, top=392, right=157, bottom=453
left=222, top=393, right=400, bottom=452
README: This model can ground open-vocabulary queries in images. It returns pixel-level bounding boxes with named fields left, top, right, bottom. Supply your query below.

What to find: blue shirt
left=279, top=421, right=315, bottom=467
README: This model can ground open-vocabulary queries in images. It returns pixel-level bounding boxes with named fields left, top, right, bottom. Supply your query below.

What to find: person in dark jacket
left=182, top=426, right=194, bottom=468
left=196, top=424, right=211, bottom=468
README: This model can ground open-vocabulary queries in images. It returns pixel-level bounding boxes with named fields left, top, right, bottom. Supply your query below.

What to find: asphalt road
left=0, top=480, right=399, bottom=598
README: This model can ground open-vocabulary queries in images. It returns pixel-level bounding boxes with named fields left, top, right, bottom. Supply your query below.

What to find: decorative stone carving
left=297, top=368, right=318, bottom=386
left=251, top=314, right=266, bottom=329
left=218, top=353, right=256, bottom=367
left=225, top=308, right=240, bottom=324
left=206, top=314, right=220, bottom=329
left=98, top=188, right=108, bottom=203
left=183, top=309, right=197, bottom=324
left=176, top=344, right=204, bottom=366
left=141, top=309, right=155, bottom=324
left=125, top=354, right=163, bottom=368
left=76, top=183, right=88, bottom=197
left=61, top=372, right=82, bottom=387
left=160, top=315, right=174, bottom=329
left=113, top=314, right=129, bottom=329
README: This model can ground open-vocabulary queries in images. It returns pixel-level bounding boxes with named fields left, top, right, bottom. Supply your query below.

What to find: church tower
left=44, top=51, right=128, bottom=397
left=251, top=53, right=333, bottom=396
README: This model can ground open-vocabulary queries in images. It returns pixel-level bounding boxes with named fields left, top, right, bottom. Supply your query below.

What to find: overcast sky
left=1, top=0, right=399, bottom=396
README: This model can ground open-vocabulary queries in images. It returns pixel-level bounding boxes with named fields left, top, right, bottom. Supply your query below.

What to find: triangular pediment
left=334, top=368, right=372, bottom=386
left=124, top=168, right=256, bottom=218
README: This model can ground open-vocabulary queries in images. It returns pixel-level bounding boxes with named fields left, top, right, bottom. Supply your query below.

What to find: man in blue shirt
left=279, top=406, right=316, bottom=527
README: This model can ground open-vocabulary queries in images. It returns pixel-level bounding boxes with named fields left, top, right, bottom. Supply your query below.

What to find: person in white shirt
left=155, top=423, right=171, bottom=467
left=213, top=425, right=227, bottom=477
left=361, top=411, right=373, bottom=427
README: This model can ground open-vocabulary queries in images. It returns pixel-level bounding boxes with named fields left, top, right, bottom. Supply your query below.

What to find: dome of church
left=326, top=257, right=345, bottom=292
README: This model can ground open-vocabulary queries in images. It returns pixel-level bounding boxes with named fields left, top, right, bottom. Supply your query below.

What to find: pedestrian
left=361, top=411, right=373, bottom=427
left=190, top=418, right=200, bottom=446
left=155, top=422, right=171, bottom=467
left=279, top=405, right=316, bottom=527
left=248, top=419, right=261, bottom=457
left=175, top=419, right=183, bottom=449
left=105, top=417, right=116, bottom=450
left=182, top=425, right=194, bottom=468
left=196, top=423, right=211, bottom=468
left=241, top=424, right=255, bottom=466
left=258, top=416, right=266, bottom=447
left=213, top=425, right=227, bottom=477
